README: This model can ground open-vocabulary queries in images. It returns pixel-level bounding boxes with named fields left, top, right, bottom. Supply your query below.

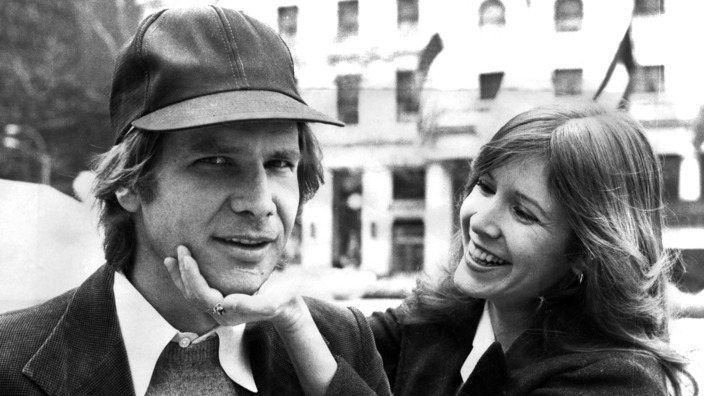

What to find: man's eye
left=199, top=157, right=228, bottom=165
left=268, top=159, right=295, bottom=169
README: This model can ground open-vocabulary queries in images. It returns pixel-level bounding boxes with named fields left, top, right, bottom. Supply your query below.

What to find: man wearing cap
left=0, top=6, right=389, bottom=396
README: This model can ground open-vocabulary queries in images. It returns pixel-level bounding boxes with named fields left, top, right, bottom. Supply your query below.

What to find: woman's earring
left=577, top=272, right=584, bottom=285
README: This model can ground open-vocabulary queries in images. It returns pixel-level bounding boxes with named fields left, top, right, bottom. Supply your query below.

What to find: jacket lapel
left=244, top=320, right=302, bottom=395
left=23, top=265, right=135, bottom=396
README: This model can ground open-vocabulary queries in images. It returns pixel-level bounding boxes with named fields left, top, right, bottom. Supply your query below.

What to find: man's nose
left=229, top=167, right=276, bottom=218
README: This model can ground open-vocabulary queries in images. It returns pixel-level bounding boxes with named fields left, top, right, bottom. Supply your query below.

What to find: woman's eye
left=475, top=178, right=495, bottom=194
left=513, top=206, right=538, bottom=223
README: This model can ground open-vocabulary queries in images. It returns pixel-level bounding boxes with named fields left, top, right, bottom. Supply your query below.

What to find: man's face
left=130, top=121, right=300, bottom=296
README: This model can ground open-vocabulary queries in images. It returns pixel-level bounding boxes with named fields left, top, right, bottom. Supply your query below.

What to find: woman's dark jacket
left=368, top=299, right=669, bottom=395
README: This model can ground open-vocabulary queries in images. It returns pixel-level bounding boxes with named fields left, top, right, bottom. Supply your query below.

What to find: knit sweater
left=146, top=336, right=250, bottom=395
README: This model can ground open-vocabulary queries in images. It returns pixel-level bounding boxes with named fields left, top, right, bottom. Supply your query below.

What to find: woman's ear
left=115, top=187, right=141, bottom=213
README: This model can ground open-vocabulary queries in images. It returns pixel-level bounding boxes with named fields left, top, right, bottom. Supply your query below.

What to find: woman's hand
left=163, top=245, right=305, bottom=329
left=163, top=245, right=337, bottom=396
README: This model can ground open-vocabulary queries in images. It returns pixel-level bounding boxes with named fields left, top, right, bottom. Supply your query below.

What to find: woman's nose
left=469, top=198, right=502, bottom=240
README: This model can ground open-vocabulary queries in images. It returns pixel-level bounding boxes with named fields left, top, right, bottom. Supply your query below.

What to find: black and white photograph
left=0, top=0, right=702, bottom=394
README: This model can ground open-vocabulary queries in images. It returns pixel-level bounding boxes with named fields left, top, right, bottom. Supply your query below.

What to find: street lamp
left=2, top=124, right=52, bottom=185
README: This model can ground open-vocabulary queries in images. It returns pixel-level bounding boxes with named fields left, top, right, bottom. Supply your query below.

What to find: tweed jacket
left=0, top=265, right=390, bottom=396
left=369, top=300, right=669, bottom=396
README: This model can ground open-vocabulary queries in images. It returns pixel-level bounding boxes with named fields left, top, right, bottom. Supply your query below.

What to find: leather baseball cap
left=110, top=6, right=343, bottom=143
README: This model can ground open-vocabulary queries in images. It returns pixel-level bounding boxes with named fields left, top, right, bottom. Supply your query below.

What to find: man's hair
left=91, top=123, right=323, bottom=272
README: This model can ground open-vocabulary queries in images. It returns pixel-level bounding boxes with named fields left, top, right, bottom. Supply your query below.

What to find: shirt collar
left=113, top=271, right=257, bottom=395
left=461, top=301, right=495, bottom=382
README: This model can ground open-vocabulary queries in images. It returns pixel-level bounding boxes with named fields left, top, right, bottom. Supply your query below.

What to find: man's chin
left=210, top=271, right=271, bottom=296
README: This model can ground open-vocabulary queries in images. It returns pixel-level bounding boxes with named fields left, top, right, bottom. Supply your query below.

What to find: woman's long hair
left=402, top=102, right=695, bottom=395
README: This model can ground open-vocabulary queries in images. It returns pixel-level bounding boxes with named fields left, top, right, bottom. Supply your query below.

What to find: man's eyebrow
left=187, top=139, right=300, bottom=159
left=515, top=191, right=549, bottom=219
left=188, top=139, right=242, bottom=154
left=271, top=149, right=301, bottom=160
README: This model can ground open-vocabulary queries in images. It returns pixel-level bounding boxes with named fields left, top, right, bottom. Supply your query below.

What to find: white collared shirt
left=460, top=302, right=495, bottom=382
left=113, top=271, right=258, bottom=396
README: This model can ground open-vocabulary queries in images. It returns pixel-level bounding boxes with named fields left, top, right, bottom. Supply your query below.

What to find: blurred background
left=1, top=0, right=703, bottom=380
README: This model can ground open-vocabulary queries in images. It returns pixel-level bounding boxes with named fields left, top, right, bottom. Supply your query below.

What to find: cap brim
left=132, top=90, right=344, bottom=131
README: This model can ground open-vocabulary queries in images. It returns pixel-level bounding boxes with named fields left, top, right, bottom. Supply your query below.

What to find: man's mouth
left=468, top=241, right=509, bottom=267
left=214, top=236, right=274, bottom=249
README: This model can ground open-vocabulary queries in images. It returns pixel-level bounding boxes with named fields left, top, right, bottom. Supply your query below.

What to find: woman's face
left=454, top=157, right=574, bottom=311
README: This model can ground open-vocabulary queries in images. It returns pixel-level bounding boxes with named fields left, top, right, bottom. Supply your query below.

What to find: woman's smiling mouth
left=467, top=240, right=509, bottom=267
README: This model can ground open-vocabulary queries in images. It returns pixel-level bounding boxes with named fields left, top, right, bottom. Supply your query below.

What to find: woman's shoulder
left=506, top=345, right=668, bottom=396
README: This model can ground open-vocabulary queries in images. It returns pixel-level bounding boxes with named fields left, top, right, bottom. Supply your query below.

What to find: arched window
left=555, top=0, right=582, bottom=32
left=479, top=0, right=506, bottom=27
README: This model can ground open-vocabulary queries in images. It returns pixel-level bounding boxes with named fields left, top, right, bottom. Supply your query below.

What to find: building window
left=337, top=1, right=359, bottom=39
left=392, top=220, right=425, bottom=273
left=336, top=74, right=361, bottom=124
left=673, top=249, right=704, bottom=293
left=633, top=65, right=664, bottom=93
left=393, top=168, right=425, bottom=200
left=479, top=72, right=504, bottom=99
left=332, top=169, right=362, bottom=268
left=479, top=0, right=506, bottom=27
left=552, top=69, right=582, bottom=96
left=277, top=6, right=298, bottom=38
left=397, top=0, right=419, bottom=29
left=634, top=0, right=664, bottom=16
left=396, top=71, right=418, bottom=122
left=660, top=154, right=681, bottom=202
left=555, top=0, right=582, bottom=32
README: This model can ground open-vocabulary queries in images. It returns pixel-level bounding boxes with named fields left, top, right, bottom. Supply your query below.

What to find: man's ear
left=115, top=187, right=141, bottom=213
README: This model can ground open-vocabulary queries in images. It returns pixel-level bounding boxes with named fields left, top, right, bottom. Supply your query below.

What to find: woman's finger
left=176, top=245, right=223, bottom=310
left=176, top=246, right=196, bottom=300
left=181, top=253, right=223, bottom=303
left=163, top=256, right=185, bottom=293
left=222, top=293, right=279, bottom=320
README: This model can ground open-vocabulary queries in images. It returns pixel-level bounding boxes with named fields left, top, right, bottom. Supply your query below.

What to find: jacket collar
left=21, top=264, right=315, bottom=395
left=23, top=265, right=135, bottom=396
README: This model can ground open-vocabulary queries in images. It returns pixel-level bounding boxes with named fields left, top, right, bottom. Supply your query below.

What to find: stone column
left=361, top=166, right=394, bottom=275
left=424, top=162, right=454, bottom=278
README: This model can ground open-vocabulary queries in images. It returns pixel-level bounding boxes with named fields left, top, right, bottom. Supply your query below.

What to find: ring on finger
left=211, top=303, right=226, bottom=316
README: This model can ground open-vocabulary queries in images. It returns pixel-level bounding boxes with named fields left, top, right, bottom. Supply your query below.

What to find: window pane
left=634, top=0, right=664, bottom=15
left=479, top=72, right=504, bottom=99
left=633, top=65, right=664, bottom=93
left=396, top=71, right=418, bottom=121
left=397, top=0, right=419, bottom=26
left=277, top=6, right=298, bottom=37
left=392, top=220, right=424, bottom=273
left=660, top=154, right=681, bottom=202
left=555, top=0, right=583, bottom=32
left=336, top=74, right=361, bottom=124
left=553, top=69, right=583, bottom=96
left=338, top=1, right=359, bottom=38
left=393, top=168, right=425, bottom=199
left=479, top=0, right=506, bottom=27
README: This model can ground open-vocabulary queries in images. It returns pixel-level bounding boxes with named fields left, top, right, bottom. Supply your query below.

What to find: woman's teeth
left=469, top=242, right=507, bottom=266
